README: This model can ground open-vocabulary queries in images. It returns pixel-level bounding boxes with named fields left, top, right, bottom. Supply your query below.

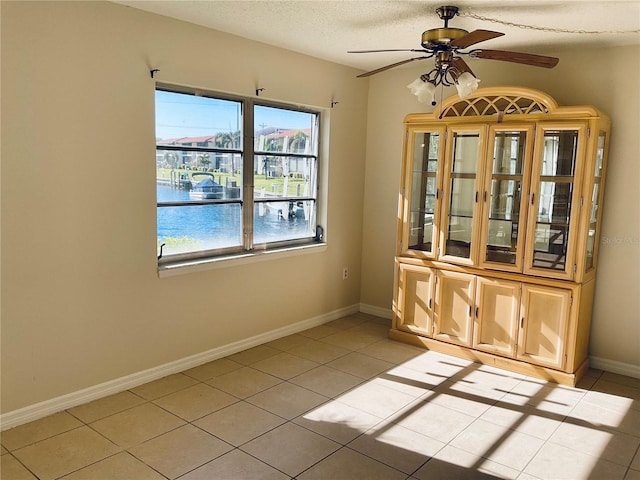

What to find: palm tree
left=215, top=131, right=241, bottom=174
left=265, top=138, right=279, bottom=152
left=288, top=130, right=308, bottom=153
left=197, top=153, right=210, bottom=170
left=163, top=151, right=178, bottom=169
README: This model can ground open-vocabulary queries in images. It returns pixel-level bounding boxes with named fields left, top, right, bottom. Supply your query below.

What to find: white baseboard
left=590, top=356, right=640, bottom=380
left=359, top=303, right=393, bottom=319
left=8, top=303, right=633, bottom=432
left=0, top=303, right=360, bottom=431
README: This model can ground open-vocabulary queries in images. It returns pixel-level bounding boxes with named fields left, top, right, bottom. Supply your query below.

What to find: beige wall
left=0, top=2, right=368, bottom=413
left=360, top=44, right=640, bottom=369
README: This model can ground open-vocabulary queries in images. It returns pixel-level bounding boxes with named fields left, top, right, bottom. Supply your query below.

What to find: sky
left=155, top=90, right=314, bottom=140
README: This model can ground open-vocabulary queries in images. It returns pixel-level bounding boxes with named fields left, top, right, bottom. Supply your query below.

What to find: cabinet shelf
left=533, top=220, right=570, bottom=226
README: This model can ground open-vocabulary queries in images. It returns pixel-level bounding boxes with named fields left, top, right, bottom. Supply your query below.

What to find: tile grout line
left=5, top=316, right=637, bottom=480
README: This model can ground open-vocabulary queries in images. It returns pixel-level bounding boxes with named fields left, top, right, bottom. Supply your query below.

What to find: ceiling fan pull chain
left=460, top=12, right=640, bottom=35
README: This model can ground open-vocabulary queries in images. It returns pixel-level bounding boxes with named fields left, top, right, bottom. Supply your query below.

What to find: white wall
left=0, top=1, right=369, bottom=413
left=360, top=44, right=640, bottom=372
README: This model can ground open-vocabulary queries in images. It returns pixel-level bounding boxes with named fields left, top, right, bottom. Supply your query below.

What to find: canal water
left=157, top=185, right=313, bottom=253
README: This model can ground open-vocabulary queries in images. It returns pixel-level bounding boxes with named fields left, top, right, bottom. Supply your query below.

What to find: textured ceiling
left=115, top=0, right=640, bottom=73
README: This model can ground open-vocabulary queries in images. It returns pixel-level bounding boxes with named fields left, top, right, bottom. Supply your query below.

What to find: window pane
left=157, top=151, right=243, bottom=200
left=539, top=131, right=577, bottom=177
left=449, top=178, right=476, bottom=217
left=486, top=180, right=521, bottom=264
left=254, top=106, right=317, bottom=154
left=409, top=132, right=440, bottom=253
left=442, top=131, right=481, bottom=259
left=485, top=131, right=527, bottom=265
left=493, top=131, right=525, bottom=175
left=446, top=177, right=476, bottom=258
left=253, top=104, right=318, bottom=246
left=585, top=131, right=606, bottom=270
left=585, top=230, right=596, bottom=270
left=594, top=132, right=605, bottom=178
left=254, top=155, right=317, bottom=198
left=253, top=200, right=316, bottom=244
left=452, top=133, right=480, bottom=173
left=410, top=175, right=437, bottom=211
left=532, top=222, right=569, bottom=270
left=532, top=179, right=574, bottom=269
left=530, top=130, right=578, bottom=271
left=157, top=203, right=242, bottom=255
left=155, top=90, right=241, bottom=147
left=446, top=216, right=473, bottom=258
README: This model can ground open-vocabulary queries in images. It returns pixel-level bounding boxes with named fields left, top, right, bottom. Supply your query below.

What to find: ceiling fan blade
left=451, top=30, right=504, bottom=49
left=348, top=49, right=428, bottom=54
left=357, top=56, right=431, bottom=78
left=451, top=57, right=475, bottom=76
left=473, top=49, right=559, bottom=68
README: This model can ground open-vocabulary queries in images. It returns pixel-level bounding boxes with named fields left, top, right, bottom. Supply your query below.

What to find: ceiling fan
left=349, top=5, right=559, bottom=103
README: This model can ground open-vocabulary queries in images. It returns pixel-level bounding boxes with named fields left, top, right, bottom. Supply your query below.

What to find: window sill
left=157, top=242, right=327, bottom=278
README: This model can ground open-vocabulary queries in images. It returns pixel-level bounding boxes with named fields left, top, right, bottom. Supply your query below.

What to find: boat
left=189, top=173, right=223, bottom=200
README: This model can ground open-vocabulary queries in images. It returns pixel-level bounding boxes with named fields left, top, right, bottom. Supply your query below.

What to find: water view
left=157, top=185, right=313, bottom=256
left=155, top=89, right=318, bottom=258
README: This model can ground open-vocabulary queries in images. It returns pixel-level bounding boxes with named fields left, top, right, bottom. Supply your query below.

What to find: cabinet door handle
left=520, top=317, right=524, bottom=328
left=531, top=192, right=535, bottom=205
left=428, top=298, right=432, bottom=310
left=475, top=191, right=479, bottom=202
left=475, top=306, right=479, bottom=317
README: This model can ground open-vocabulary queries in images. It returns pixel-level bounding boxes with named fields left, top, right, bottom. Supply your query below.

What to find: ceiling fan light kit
left=453, top=71, right=480, bottom=97
left=350, top=5, right=560, bottom=105
left=407, top=77, right=437, bottom=104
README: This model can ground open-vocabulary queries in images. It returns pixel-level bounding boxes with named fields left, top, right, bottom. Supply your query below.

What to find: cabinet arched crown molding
left=405, top=86, right=605, bottom=123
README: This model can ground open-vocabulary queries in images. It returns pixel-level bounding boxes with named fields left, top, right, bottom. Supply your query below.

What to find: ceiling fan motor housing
left=423, top=5, right=466, bottom=48
left=421, top=27, right=469, bottom=48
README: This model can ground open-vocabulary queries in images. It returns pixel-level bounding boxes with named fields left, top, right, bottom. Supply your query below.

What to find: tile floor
left=2, top=313, right=640, bottom=479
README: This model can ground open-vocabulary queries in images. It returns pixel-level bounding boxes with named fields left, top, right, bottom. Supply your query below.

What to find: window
left=156, top=85, right=320, bottom=264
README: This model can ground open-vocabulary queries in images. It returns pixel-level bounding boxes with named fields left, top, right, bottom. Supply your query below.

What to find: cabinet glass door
left=525, top=124, right=586, bottom=279
left=584, top=131, right=607, bottom=271
left=405, top=128, right=444, bottom=257
left=479, top=126, right=533, bottom=271
left=440, top=127, right=486, bottom=265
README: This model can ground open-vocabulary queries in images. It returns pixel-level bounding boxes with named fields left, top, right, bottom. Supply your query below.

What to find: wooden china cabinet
left=391, top=87, right=610, bottom=385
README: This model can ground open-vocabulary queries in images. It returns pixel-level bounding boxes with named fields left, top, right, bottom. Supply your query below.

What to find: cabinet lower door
left=473, top=277, right=520, bottom=357
left=434, top=270, right=475, bottom=347
left=395, top=263, right=435, bottom=336
left=517, top=284, right=571, bottom=369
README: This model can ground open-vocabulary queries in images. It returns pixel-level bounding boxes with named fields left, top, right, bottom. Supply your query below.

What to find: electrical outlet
left=342, top=267, right=349, bottom=280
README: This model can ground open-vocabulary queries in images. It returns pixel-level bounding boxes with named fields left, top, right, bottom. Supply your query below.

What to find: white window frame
left=156, top=84, right=324, bottom=270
